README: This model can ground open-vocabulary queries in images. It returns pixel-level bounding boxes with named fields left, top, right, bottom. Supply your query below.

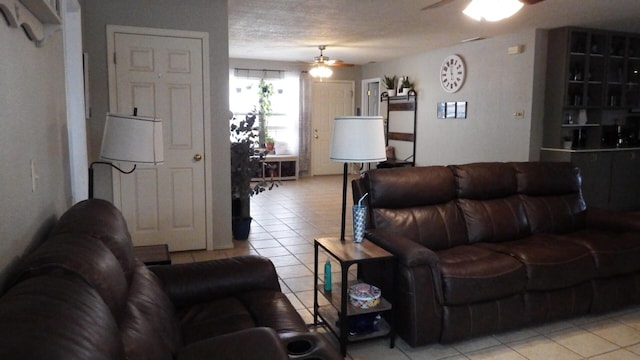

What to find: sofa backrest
left=450, top=162, right=531, bottom=244
left=511, top=161, right=586, bottom=233
left=361, top=166, right=469, bottom=250
left=357, top=161, right=587, bottom=251
left=49, top=199, right=136, bottom=282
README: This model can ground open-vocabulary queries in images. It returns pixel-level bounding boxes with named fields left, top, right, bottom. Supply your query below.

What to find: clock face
left=440, top=55, right=466, bottom=93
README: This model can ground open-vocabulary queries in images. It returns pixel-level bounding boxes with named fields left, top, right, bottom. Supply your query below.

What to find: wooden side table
left=133, top=244, right=171, bottom=266
left=313, top=237, right=395, bottom=356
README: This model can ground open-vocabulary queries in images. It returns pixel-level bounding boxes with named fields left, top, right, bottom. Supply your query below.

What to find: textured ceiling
left=229, top=0, right=640, bottom=65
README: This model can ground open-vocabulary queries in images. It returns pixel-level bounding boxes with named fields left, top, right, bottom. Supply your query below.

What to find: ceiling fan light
left=463, top=0, right=524, bottom=22
left=310, top=64, right=333, bottom=78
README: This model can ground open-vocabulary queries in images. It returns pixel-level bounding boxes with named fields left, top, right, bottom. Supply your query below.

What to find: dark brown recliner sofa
left=353, top=161, right=640, bottom=347
left=0, top=199, right=340, bottom=360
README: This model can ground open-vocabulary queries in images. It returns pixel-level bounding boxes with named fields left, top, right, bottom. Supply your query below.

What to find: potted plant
left=230, top=109, right=279, bottom=240
left=383, top=75, right=397, bottom=97
left=399, top=76, right=413, bottom=96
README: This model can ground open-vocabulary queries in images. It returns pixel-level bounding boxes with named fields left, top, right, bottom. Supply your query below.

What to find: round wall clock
left=440, top=55, right=466, bottom=93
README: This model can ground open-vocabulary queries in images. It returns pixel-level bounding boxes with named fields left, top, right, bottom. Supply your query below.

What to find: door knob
left=193, top=154, right=203, bottom=161
left=314, top=134, right=319, bottom=139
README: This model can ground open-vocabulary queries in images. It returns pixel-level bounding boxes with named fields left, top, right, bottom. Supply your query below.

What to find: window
left=229, top=71, right=300, bottom=155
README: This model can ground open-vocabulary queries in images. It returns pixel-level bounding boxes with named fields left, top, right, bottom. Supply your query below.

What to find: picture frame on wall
left=456, top=102, right=467, bottom=119
left=437, top=102, right=446, bottom=119
left=446, top=102, right=456, bottom=118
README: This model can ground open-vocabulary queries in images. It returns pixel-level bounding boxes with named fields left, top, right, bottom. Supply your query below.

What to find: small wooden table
left=313, top=237, right=395, bottom=356
left=133, top=244, right=171, bottom=265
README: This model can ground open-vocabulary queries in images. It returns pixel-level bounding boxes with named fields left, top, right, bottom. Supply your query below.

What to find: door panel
left=112, top=32, right=206, bottom=251
left=311, top=81, right=354, bottom=175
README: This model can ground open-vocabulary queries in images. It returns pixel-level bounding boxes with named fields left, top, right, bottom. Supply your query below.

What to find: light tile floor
left=171, top=174, right=640, bottom=359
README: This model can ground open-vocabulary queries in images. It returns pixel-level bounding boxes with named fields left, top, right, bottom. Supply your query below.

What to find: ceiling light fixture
left=463, top=0, right=524, bottom=22
left=309, top=63, right=333, bottom=79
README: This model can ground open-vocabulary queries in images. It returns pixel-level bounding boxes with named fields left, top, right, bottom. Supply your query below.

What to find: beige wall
left=81, top=0, right=232, bottom=249
left=362, top=29, right=546, bottom=166
left=0, top=27, right=69, bottom=273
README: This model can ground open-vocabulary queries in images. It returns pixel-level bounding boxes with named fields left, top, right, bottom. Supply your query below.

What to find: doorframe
left=361, top=77, right=381, bottom=116
left=310, top=79, right=355, bottom=176
left=62, top=0, right=88, bottom=203
left=105, top=25, right=214, bottom=250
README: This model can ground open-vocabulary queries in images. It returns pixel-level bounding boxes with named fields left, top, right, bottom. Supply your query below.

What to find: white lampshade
left=330, top=116, right=387, bottom=163
left=463, top=0, right=524, bottom=21
left=100, top=113, right=164, bottom=165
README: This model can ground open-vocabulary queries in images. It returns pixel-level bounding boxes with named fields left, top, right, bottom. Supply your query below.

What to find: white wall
left=362, top=29, right=545, bottom=166
left=0, top=27, right=69, bottom=273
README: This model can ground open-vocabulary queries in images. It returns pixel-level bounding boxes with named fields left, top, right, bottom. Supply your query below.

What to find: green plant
left=383, top=75, right=397, bottom=90
left=401, top=76, right=412, bottom=89
left=258, top=79, right=274, bottom=145
left=230, top=109, right=279, bottom=205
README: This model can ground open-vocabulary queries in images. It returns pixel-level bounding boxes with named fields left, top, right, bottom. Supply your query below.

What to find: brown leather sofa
left=353, top=162, right=640, bottom=347
left=0, top=199, right=341, bottom=360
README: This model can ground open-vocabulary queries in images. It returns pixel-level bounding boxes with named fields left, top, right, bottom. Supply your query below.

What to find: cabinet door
left=610, top=151, right=640, bottom=210
left=571, top=152, right=613, bottom=208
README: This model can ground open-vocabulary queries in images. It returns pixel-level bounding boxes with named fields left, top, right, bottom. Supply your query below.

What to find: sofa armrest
left=365, top=229, right=440, bottom=268
left=150, top=255, right=280, bottom=308
left=176, top=327, right=288, bottom=360
left=586, top=207, right=640, bottom=232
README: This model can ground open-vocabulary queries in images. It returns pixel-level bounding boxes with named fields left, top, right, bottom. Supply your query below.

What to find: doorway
left=107, top=26, right=211, bottom=251
left=310, top=80, right=355, bottom=175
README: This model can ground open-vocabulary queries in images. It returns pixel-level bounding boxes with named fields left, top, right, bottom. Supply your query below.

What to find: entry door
left=311, top=81, right=354, bottom=175
left=110, top=31, right=206, bottom=251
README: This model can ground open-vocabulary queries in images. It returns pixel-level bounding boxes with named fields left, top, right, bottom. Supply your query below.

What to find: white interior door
left=311, top=81, right=354, bottom=175
left=110, top=30, right=207, bottom=251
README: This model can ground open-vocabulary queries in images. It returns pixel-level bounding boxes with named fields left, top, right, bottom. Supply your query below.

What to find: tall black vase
left=232, top=198, right=252, bottom=240
left=232, top=216, right=252, bottom=240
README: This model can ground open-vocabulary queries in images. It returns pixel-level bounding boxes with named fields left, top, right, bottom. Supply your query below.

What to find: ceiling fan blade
left=519, top=0, right=545, bottom=4
left=421, top=0, right=456, bottom=11
left=327, top=60, right=354, bottom=67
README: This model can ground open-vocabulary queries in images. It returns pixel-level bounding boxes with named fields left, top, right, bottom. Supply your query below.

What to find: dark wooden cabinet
left=542, top=27, right=640, bottom=211
left=610, top=150, right=640, bottom=210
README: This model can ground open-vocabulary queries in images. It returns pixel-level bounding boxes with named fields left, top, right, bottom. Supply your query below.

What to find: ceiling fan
left=421, top=0, right=545, bottom=11
left=309, top=45, right=354, bottom=68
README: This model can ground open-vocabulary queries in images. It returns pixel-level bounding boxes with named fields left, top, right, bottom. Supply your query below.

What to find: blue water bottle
left=324, top=259, right=332, bottom=292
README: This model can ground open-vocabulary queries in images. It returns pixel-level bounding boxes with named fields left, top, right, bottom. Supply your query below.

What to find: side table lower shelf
left=317, top=304, right=392, bottom=342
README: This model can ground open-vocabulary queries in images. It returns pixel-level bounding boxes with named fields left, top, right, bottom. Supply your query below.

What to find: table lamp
left=89, top=112, right=164, bottom=198
left=330, top=116, right=386, bottom=241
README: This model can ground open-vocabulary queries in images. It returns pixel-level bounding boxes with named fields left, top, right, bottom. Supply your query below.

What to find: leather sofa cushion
left=0, top=274, right=124, bottom=360
left=366, top=166, right=457, bottom=209
left=512, top=162, right=587, bottom=234
left=49, top=199, right=136, bottom=281
left=121, top=263, right=182, bottom=360
left=372, top=202, right=468, bottom=250
left=16, top=234, right=128, bottom=319
left=178, top=297, right=256, bottom=345
left=176, top=328, right=288, bottom=360
left=457, top=196, right=530, bottom=244
left=450, top=162, right=517, bottom=200
left=478, top=234, right=596, bottom=290
left=437, top=245, right=526, bottom=304
left=520, top=194, right=586, bottom=234
left=555, top=230, right=640, bottom=278
left=236, top=290, right=308, bottom=334
left=177, top=290, right=308, bottom=345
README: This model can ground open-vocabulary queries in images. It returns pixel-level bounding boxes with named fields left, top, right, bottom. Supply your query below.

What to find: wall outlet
left=513, top=110, right=525, bottom=119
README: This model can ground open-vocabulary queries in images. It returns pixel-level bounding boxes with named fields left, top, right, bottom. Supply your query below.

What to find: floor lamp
left=89, top=113, right=164, bottom=199
left=330, top=116, right=387, bottom=241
